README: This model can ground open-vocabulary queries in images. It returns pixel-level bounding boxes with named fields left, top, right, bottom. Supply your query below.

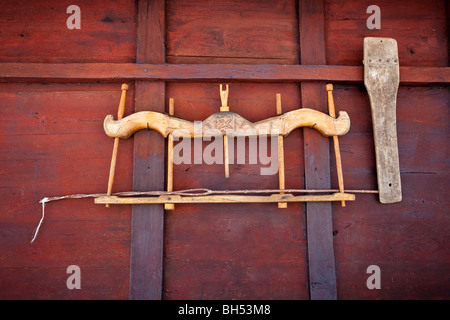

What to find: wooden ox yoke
left=96, top=83, right=356, bottom=208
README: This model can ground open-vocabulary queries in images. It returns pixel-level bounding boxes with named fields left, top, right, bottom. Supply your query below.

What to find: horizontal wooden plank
left=335, top=261, right=450, bottom=300
left=0, top=266, right=129, bottom=299
left=0, top=219, right=130, bottom=268
left=331, top=84, right=450, bottom=175
left=94, top=193, right=356, bottom=204
left=0, top=81, right=134, bottom=299
left=0, top=63, right=449, bottom=84
left=166, top=0, right=299, bottom=63
left=162, top=80, right=308, bottom=299
left=0, top=0, right=136, bottom=63
left=163, top=202, right=308, bottom=299
left=333, top=173, right=449, bottom=299
left=325, top=0, right=449, bottom=67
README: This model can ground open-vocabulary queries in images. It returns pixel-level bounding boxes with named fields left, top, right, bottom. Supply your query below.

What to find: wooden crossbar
left=1, top=63, right=448, bottom=85
left=95, top=192, right=355, bottom=205
left=101, top=83, right=354, bottom=207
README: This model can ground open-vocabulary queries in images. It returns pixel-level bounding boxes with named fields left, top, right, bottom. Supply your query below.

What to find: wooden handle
left=276, top=94, right=287, bottom=208
left=326, top=84, right=345, bottom=207
left=223, top=135, right=229, bottom=178
left=326, top=84, right=335, bottom=117
left=165, top=98, right=175, bottom=210
left=219, top=84, right=229, bottom=112
left=220, top=84, right=230, bottom=178
left=117, top=83, right=129, bottom=119
left=364, top=37, right=402, bottom=204
left=106, top=83, right=129, bottom=207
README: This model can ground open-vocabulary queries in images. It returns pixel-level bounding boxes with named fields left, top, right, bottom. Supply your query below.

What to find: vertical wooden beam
left=130, top=0, right=166, bottom=300
left=299, top=0, right=337, bottom=300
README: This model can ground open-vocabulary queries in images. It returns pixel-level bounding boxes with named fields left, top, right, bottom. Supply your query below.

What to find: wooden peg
left=220, top=84, right=230, bottom=178
left=219, top=84, right=229, bottom=112
left=276, top=94, right=287, bottom=208
left=106, top=83, right=129, bottom=207
left=165, top=98, right=175, bottom=210
left=326, top=84, right=345, bottom=207
left=223, top=135, right=230, bottom=178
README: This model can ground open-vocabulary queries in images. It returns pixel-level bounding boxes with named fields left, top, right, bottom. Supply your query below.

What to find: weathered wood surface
left=0, top=0, right=449, bottom=300
left=364, top=37, right=402, bottom=204
left=129, top=0, right=165, bottom=300
left=163, top=82, right=308, bottom=299
left=330, top=84, right=449, bottom=299
left=103, top=108, right=351, bottom=139
left=325, top=0, right=449, bottom=67
left=106, top=84, right=129, bottom=207
left=166, top=0, right=299, bottom=64
left=276, top=94, right=288, bottom=208
left=220, top=85, right=231, bottom=177
left=1, top=63, right=449, bottom=84
left=165, top=98, right=175, bottom=210
left=95, top=193, right=356, bottom=204
left=326, top=84, right=346, bottom=207
left=0, top=83, right=134, bottom=299
left=0, top=0, right=137, bottom=63
left=300, top=0, right=337, bottom=300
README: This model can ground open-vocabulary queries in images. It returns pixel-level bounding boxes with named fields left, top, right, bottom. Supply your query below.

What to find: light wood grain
left=103, top=108, right=351, bottom=139
left=364, top=37, right=402, bottom=204
left=165, top=98, right=175, bottom=210
left=223, top=135, right=229, bottom=178
left=326, top=84, right=345, bottom=207
left=220, top=84, right=230, bottom=178
left=95, top=192, right=355, bottom=205
left=106, top=83, right=128, bottom=207
left=276, top=93, right=287, bottom=208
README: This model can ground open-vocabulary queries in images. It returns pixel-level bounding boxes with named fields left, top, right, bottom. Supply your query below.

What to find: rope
left=30, top=197, right=49, bottom=244
left=31, top=188, right=378, bottom=243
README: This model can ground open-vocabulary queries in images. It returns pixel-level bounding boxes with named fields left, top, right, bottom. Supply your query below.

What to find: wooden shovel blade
left=364, top=37, right=402, bottom=204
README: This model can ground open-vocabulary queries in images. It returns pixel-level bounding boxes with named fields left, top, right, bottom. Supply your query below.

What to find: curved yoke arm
left=103, top=108, right=350, bottom=139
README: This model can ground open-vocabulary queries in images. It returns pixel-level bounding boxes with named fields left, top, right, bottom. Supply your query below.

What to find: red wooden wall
left=0, top=1, right=136, bottom=299
left=0, top=0, right=449, bottom=299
